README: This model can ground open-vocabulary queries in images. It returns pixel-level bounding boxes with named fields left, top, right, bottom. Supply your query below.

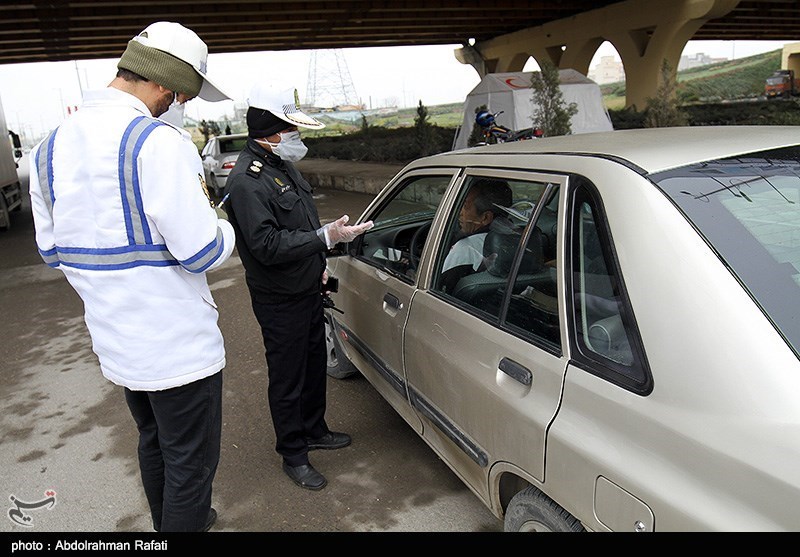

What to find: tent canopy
left=454, top=69, right=613, bottom=150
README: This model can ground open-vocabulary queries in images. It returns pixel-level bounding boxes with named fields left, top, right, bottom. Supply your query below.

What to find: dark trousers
left=124, top=371, right=222, bottom=532
left=251, top=292, right=328, bottom=467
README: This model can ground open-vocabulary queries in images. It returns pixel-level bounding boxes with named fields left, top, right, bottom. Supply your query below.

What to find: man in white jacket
left=28, top=22, right=235, bottom=532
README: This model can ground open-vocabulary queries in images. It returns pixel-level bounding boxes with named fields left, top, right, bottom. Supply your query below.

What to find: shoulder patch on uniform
left=246, top=161, right=262, bottom=178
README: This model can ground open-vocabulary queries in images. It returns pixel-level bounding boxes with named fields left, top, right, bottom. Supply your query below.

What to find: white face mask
left=260, top=130, right=308, bottom=162
left=160, top=99, right=186, bottom=128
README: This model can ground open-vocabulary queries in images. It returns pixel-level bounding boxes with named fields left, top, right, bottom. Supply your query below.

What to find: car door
left=330, top=169, right=459, bottom=433
left=403, top=169, right=569, bottom=501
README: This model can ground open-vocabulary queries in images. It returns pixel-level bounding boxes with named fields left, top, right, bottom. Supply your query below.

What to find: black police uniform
left=225, top=139, right=330, bottom=467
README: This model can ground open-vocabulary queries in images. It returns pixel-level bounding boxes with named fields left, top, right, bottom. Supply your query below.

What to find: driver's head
left=459, top=179, right=512, bottom=235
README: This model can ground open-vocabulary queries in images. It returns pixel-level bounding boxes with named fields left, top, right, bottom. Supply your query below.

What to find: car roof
left=427, top=126, right=800, bottom=175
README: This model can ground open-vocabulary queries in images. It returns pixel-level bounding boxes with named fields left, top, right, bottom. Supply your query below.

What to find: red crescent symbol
left=504, top=77, right=527, bottom=89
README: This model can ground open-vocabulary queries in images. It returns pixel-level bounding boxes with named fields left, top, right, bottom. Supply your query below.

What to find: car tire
left=0, top=193, right=10, bottom=231
left=209, top=174, right=223, bottom=198
left=325, top=313, right=358, bottom=379
left=504, top=486, right=585, bottom=532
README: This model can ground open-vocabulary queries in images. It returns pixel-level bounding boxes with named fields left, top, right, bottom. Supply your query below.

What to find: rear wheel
left=504, top=486, right=585, bottom=532
left=0, top=193, right=10, bottom=231
left=209, top=174, right=223, bottom=198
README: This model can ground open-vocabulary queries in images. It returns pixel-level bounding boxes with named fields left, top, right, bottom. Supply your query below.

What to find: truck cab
left=0, top=91, right=23, bottom=231
left=765, top=69, right=799, bottom=99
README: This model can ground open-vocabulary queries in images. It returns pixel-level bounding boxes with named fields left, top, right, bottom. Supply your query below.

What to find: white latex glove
left=323, top=214, right=374, bottom=246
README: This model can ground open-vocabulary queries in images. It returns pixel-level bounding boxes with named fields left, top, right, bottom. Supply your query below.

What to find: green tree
left=530, top=62, right=578, bottom=137
left=644, top=59, right=688, bottom=128
left=199, top=120, right=222, bottom=142
left=414, top=100, right=433, bottom=156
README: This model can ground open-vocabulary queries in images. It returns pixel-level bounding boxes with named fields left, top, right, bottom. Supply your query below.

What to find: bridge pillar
left=454, top=0, right=741, bottom=110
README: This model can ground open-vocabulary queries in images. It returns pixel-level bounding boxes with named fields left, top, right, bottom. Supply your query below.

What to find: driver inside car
left=440, top=178, right=513, bottom=293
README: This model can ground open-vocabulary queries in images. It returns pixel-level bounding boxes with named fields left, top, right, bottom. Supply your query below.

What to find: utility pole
left=305, top=50, right=361, bottom=111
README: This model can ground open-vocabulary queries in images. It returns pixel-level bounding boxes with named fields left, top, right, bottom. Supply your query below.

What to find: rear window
left=652, top=146, right=800, bottom=358
left=218, top=137, right=248, bottom=153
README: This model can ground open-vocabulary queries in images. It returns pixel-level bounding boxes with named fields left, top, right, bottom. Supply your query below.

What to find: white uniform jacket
left=28, top=87, right=235, bottom=391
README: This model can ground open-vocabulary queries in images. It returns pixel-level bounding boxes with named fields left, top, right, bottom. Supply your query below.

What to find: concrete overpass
left=457, top=0, right=796, bottom=109
left=3, top=0, right=799, bottom=109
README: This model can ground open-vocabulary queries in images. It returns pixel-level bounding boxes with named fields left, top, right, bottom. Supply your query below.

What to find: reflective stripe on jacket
left=28, top=87, right=235, bottom=390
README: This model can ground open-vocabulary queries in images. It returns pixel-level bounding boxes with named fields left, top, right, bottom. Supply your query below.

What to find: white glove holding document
left=321, top=214, right=374, bottom=247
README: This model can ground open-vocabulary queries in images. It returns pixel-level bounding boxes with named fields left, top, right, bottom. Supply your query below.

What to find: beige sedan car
left=324, top=126, right=800, bottom=532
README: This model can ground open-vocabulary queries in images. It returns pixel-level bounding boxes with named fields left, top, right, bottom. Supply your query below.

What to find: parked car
left=323, top=126, right=800, bottom=532
left=200, top=133, right=248, bottom=197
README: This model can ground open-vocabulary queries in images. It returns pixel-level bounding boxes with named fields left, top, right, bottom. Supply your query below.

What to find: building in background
left=678, top=52, right=728, bottom=70
left=588, top=51, right=731, bottom=85
left=588, top=56, right=625, bottom=85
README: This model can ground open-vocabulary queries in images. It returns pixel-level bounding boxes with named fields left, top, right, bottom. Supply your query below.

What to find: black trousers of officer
left=251, top=292, right=329, bottom=467
left=124, top=371, right=222, bottom=532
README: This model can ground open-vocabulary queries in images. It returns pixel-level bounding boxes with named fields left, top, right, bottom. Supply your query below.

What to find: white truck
left=0, top=92, right=23, bottom=231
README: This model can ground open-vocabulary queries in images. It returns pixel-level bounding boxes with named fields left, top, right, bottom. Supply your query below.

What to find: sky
left=0, top=39, right=787, bottom=143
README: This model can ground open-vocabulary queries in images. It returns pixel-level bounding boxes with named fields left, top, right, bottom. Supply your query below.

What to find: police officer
left=224, top=83, right=373, bottom=490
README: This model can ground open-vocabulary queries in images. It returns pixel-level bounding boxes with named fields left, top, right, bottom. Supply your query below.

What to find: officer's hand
left=325, top=214, right=374, bottom=244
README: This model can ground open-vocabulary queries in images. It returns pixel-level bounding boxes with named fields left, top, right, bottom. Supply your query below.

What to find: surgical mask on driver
left=261, top=131, right=308, bottom=162
left=160, top=99, right=186, bottom=128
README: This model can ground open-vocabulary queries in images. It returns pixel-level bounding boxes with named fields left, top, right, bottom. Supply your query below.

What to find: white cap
left=248, top=83, right=324, bottom=129
left=131, top=21, right=231, bottom=101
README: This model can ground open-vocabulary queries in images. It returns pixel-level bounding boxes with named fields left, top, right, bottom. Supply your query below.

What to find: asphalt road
left=0, top=155, right=504, bottom=534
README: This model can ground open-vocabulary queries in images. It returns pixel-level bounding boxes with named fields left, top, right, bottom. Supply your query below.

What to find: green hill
left=601, top=49, right=782, bottom=107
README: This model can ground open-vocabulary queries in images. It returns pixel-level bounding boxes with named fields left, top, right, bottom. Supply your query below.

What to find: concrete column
left=782, top=42, right=800, bottom=76
left=454, top=0, right=741, bottom=109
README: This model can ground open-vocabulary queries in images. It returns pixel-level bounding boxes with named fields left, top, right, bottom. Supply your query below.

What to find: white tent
left=453, top=69, right=613, bottom=150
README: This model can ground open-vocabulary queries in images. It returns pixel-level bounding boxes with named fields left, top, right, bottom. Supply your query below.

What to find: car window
left=505, top=187, right=561, bottom=350
left=355, top=174, right=452, bottom=283
left=218, top=137, right=248, bottom=153
left=652, top=147, right=800, bottom=361
left=200, top=139, right=214, bottom=157
left=431, top=175, right=555, bottom=330
left=569, top=181, right=651, bottom=393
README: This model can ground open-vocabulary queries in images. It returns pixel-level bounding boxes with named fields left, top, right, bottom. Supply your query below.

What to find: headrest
left=484, top=226, right=543, bottom=277
left=484, top=230, right=519, bottom=277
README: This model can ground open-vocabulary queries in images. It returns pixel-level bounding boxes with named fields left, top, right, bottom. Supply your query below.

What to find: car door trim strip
left=337, top=322, right=489, bottom=468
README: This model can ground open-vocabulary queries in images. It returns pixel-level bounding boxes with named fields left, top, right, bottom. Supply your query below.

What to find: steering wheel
left=508, top=200, right=535, bottom=224
left=409, top=221, right=432, bottom=269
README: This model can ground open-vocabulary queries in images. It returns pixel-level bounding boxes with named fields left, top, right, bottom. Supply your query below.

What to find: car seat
left=452, top=224, right=545, bottom=312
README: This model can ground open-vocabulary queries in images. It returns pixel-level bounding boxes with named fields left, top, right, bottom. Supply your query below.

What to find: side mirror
left=13, top=149, right=22, bottom=158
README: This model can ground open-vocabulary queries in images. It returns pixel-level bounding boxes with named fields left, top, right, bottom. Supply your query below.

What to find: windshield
left=652, top=146, right=800, bottom=358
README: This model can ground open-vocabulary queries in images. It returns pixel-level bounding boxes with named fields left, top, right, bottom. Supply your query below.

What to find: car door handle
left=499, top=357, right=532, bottom=386
left=383, top=293, right=402, bottom=310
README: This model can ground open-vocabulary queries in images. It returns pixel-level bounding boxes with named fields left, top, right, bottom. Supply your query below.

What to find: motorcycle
left=474, top=110, right=542, bottom=146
